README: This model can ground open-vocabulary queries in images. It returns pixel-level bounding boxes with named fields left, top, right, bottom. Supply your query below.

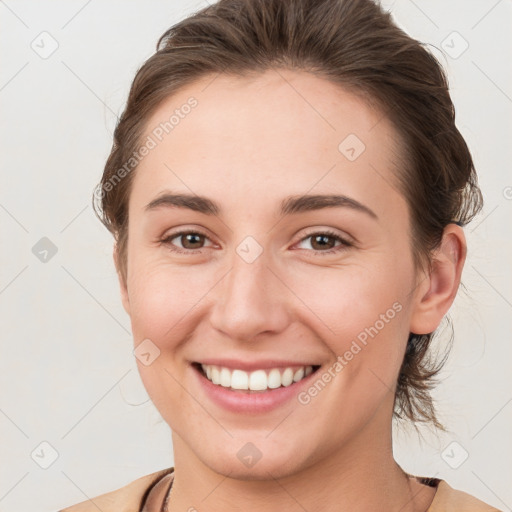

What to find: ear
left=113, top=244, right=130, bottom=315
left=409, top=224, right=466, bottom=335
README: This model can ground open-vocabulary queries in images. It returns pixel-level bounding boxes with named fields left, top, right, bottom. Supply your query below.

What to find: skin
left=116, top=69, right=466, bottom=511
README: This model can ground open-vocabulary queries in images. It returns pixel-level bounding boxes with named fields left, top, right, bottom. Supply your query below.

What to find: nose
left=208, top=249, right=291, bottom=342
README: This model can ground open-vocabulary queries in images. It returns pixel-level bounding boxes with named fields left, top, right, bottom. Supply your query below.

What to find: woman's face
left=120, top=69, right=428, bottom=478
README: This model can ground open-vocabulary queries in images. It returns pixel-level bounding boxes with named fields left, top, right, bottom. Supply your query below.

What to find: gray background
left=0, top=1, right=511, bottom=511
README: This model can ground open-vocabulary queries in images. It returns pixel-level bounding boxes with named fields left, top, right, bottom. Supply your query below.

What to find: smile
left=198, top=364, right=319, bottom=392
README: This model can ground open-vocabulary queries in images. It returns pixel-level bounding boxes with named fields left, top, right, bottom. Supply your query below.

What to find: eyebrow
left=145, top=192, right=378, bottom=219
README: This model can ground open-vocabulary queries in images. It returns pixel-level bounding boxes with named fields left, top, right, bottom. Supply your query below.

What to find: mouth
left=192, top=362, right=321, bottom=394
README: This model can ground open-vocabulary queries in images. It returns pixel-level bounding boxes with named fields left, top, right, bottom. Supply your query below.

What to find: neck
left=166, top=405, right=435, bottom=512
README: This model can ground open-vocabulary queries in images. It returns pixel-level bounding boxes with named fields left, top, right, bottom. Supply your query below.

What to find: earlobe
left=113, top=245, right=130, bottom=315
left=409, top=224, right=467, bottom=335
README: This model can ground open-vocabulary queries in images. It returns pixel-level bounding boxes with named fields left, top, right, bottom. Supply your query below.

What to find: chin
left=204, top=452, right=308, bottom=481
left=186, top=432, right=318, bottom=482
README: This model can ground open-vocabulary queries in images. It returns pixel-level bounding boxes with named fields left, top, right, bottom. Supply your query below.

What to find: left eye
left=295, top=231, right=350, bottom=253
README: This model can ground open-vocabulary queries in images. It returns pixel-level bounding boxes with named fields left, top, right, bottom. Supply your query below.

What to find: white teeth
left=220, top=367, right=231, bottom=387
left=267, top=368, right=282, bottom=389
left=249, top=370, right=267, bottom=391
left=293, top=367, right=304, bottom=382
left=200, top=364, right=315, bottom=391
left=281, top=368, right=294, bottom=387
left=231, top=369, right=249, bottom=390
left=211, top=367, right=220, bottom=384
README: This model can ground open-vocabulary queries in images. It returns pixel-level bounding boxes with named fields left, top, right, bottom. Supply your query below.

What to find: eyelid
left=295, top=227, right=355, bottom=245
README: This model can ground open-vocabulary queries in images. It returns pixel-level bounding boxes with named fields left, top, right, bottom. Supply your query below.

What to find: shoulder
left=59, top=467, right=174, bottom=512
left=429, top=480, right=503, bottom=512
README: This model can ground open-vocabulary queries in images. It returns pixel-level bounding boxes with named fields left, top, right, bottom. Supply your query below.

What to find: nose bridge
left=209, top=240, right=289, bottom=341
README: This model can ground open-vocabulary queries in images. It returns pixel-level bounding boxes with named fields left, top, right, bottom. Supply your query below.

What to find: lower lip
left=192, top=365, right=319, bottom=414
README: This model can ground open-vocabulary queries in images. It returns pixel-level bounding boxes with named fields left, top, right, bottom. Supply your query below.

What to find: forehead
left=132, top=69, right=405, bottom=218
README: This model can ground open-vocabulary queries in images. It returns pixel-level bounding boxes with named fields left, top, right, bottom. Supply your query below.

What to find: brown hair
left=94, top=0, right=483, bottom=430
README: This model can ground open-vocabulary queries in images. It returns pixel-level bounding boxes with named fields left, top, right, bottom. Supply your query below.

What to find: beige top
left=59, top=467, right=502, bottom=512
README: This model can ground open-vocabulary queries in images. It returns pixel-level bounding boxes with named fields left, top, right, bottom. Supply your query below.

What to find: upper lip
left=193, top=359, right=321, bottom=372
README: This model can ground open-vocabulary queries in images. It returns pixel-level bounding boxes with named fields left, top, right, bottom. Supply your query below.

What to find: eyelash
left=160, top=228, right=352, bottom=256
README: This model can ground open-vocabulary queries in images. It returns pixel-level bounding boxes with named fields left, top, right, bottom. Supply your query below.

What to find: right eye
left=160, top=229, right=215, bottom=254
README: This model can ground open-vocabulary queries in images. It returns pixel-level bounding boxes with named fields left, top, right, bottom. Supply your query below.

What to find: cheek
left=292, top=260, right=410, bottom=338
left=293, top=270, right=412, bottom=434
left=288, top=259, right=413, bottom=395
left=125, top=259, right=208, bottom=420
left=127, top=261, right=212, bottom=342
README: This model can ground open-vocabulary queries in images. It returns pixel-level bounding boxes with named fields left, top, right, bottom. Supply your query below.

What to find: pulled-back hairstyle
left=94, top=0, right=483, bottom=430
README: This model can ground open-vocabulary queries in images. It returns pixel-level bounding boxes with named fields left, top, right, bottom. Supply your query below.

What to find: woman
left=61, top=0, right=501, bottom=510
